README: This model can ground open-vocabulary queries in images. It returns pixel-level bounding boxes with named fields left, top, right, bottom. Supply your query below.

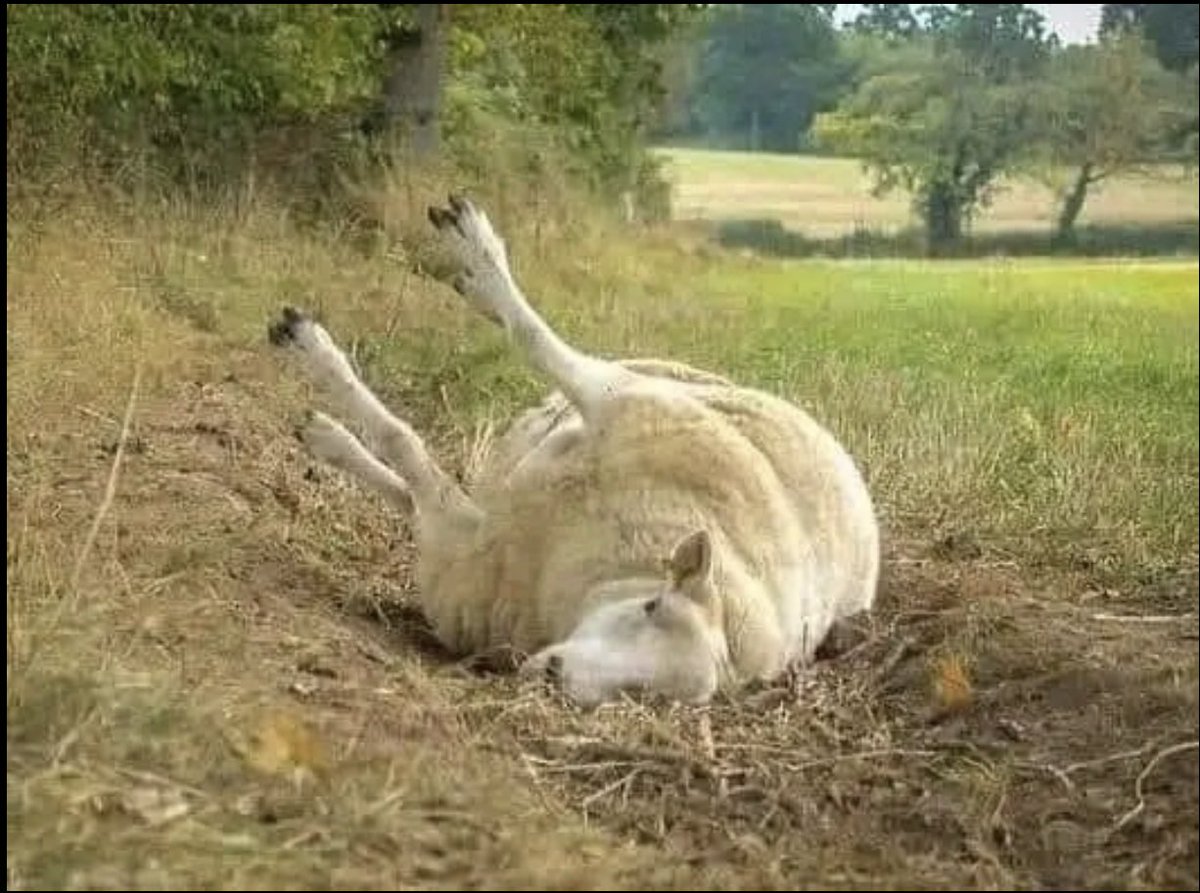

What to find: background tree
left=850, top=3, right=922, bottom=39
left=813, top=4, right=1057, bottom=253
left=370, top=4, right=447, bottom=157
left=1030, top=35, right=1182, bottom=240
left=690, top=4, right=844, bottom=152
left=1100, top=4, right=1200, bottom=72
left=1101, top=4, right=1200, bottom=159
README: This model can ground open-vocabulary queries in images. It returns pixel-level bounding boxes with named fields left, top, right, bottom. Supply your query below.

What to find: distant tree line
left=7, top=4, right=1196, bottom=250
left=654, top=4, right=1199, bottom=252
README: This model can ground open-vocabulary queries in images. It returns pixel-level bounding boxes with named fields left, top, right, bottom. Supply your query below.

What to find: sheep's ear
left=668, top=529, right=713, bottom=591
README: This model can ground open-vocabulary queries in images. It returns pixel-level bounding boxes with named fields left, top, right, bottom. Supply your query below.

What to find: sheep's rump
left=470, top=358, right=736, bottom=495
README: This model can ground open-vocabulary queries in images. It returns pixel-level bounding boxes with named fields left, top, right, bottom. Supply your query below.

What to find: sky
left=833, top=4, right=1105, bottom=45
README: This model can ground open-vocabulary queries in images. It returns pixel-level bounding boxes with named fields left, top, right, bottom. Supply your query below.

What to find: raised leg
left=299, top=411, right=413, bottom=516
left=268, top=307, right=480, bottom=527
left=428, top=195, right=638, bottom=423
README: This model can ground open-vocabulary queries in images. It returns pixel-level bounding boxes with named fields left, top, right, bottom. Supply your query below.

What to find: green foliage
left=1099, top=5, right=1200, bottom=159
left=923, top=3, right=1058, bottom=76
left=441, top=3, right=703, bottom=215
left=1036, top=37, right=1178, bottom=166
left=687, top=4, right=845, bottom=152
left=6, top=3, right=702, bottom=215
left=1026, top=34, right=1188, bottom=236
left=7, top=4, right=388, bottom=181
left=850, top=4, right=923, bottom=39
left=1101, top=4, right=1200, bottom=72
left=813, top=5, right=1057, bottom=252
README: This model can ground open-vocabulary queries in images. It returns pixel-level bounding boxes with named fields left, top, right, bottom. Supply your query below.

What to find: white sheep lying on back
left=268, top=194, right=880, bottom=707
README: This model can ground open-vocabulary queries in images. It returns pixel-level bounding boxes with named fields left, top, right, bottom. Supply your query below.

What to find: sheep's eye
left=643, top=598, right=659, bottom=616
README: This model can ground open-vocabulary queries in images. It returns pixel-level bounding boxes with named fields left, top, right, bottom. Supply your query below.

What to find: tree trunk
left=380, top=4, right=447, bottom=157
left=924, top=179, right=963, bottom=256
left=1055, top=161, right=1095, bottom=242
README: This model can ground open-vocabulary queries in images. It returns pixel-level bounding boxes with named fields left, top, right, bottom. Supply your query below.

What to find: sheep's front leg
left=298, top=411, right=413, bottom=516
left=427, top=195, right=637, bottom=424
left=268, top=307, right=479, bottom=527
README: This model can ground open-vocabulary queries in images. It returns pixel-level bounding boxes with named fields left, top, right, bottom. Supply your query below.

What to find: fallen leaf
left=931, top=653, right=973, bottom=714
left=230, top=709, right=331, bottom=784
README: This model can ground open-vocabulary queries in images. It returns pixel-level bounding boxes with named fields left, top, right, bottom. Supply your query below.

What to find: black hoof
left=427, top=192, right=473, bottom=236
left=268, top=306, right=308, bottom=347
left=427, top=205, right=456, bottom=231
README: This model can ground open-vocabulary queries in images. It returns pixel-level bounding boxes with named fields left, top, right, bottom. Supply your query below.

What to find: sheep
left=267, top=194, right=880, bottom=707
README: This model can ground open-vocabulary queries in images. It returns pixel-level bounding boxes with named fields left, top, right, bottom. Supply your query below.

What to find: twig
left=792, top=747, right=936, bottom=772
left=1112, top=740, right=1199, bottom=833
left=50, top=705, right=99, bottom=768
left=1019, top=741, right=1161, bottom=793
left=1062, top=741, right=1159, bottom=775
left=1019, top=761, right=1076, bottom=793
left=728, top=781, right=810, bottom=820
left=75, top=405, right=118, bottom=426
left=581, top=769, right=640, bottom=811
left=1091, top=612, right=1197, bottom=624
left=716, top=742, right=802, bottom=755
left=516, top=751, right=559, bottom=815
left=113, top=765, right=209, bottom=799
left=282, top=829, right=326, bottom=850
left=827, top=633, right=878, bottom=664
left=70, top=364, right=143, bottom=595
left=871, top=636, right=916, bottom=688
left=697, top=712, right=716, bottom=762
left=533, top=760, right=638, bottom=775
left=542, top=739, right=719, bottom=781
left=363, top=786, right=409, bottom=818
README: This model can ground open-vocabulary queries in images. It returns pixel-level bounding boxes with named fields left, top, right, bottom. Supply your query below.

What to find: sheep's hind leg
left=428, top=195, right=639, bottom=425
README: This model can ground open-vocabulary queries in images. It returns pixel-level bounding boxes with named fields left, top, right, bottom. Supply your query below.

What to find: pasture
left=7, top=155, right=1198, bottom=889
left=657, top=147, right=1200, bottom=241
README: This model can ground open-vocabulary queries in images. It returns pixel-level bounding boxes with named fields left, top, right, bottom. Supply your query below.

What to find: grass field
left=656, top=148, right=1200, bottom=256
left=7, top=155, right=1199, bottom=890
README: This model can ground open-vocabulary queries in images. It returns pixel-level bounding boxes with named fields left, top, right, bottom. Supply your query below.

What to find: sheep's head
left=520, top=529, right=730, bottom=707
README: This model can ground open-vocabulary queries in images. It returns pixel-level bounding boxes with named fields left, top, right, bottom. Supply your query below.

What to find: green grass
left=699, top=259, right=1199, bottom=577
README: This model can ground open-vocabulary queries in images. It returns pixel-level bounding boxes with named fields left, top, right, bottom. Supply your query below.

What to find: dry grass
left=7, top=169, right=1198, bottom=890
